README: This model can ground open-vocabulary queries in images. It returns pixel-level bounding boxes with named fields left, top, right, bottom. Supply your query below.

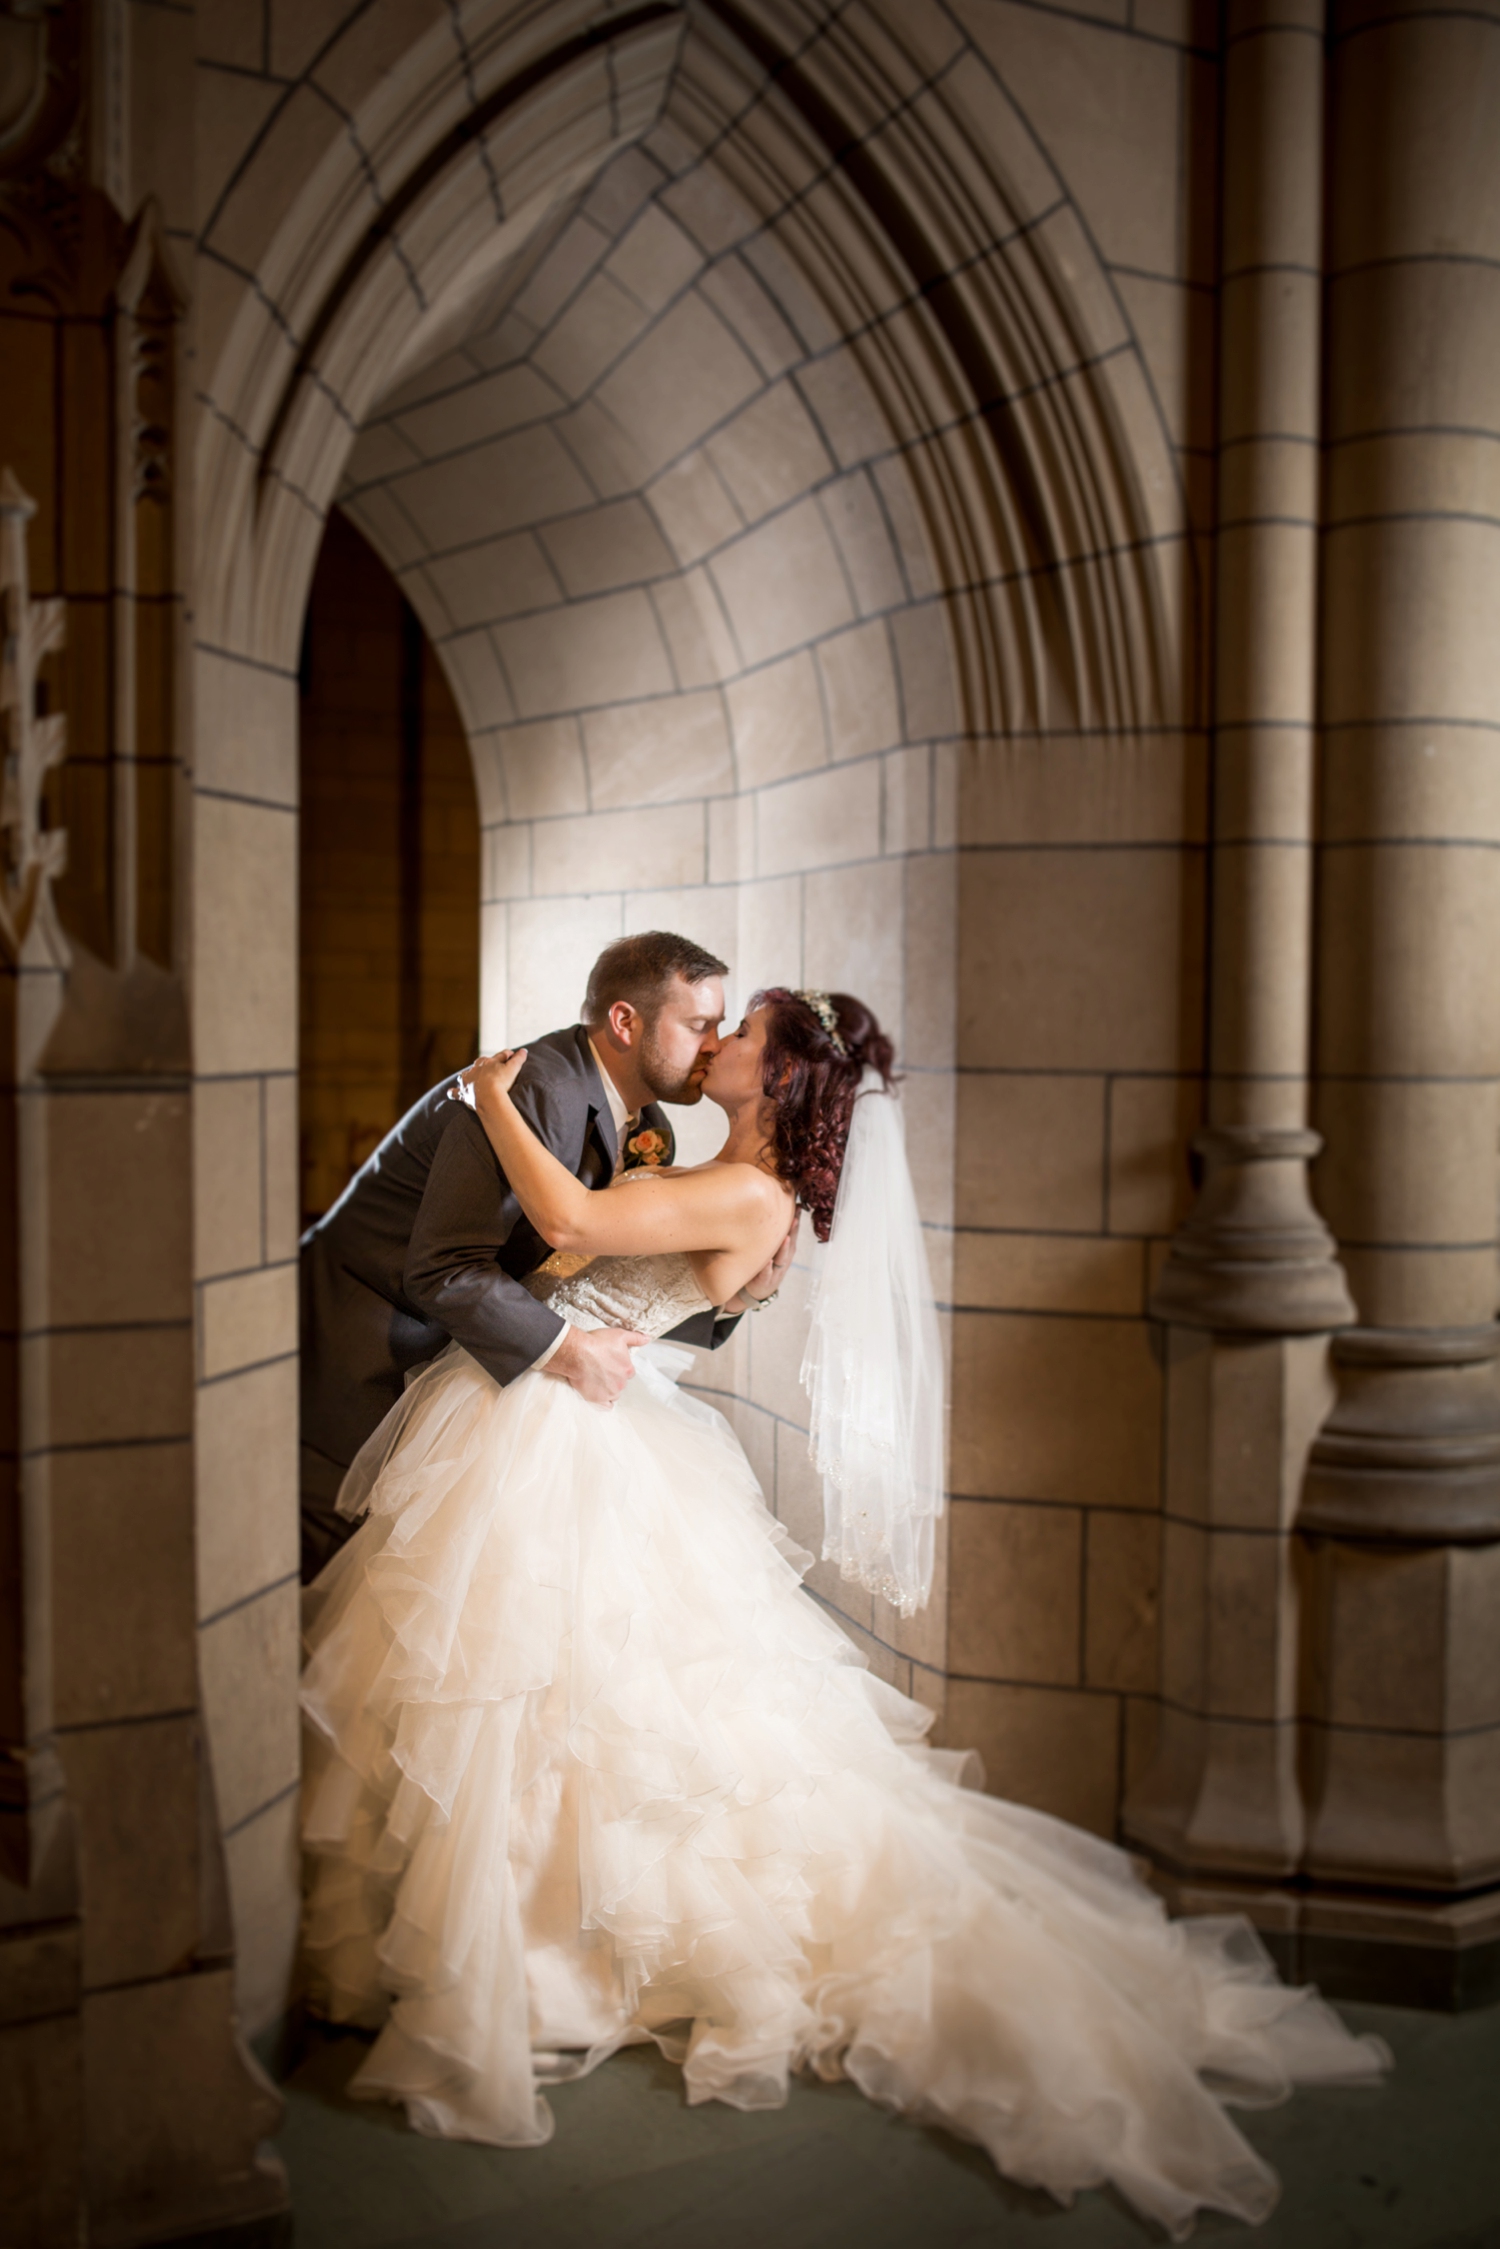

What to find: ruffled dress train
left=300, top=1259, right=1387, bottom=2242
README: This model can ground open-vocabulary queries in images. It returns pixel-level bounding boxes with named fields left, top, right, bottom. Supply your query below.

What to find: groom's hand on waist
left=544, top=1325, right=647, bottom=1407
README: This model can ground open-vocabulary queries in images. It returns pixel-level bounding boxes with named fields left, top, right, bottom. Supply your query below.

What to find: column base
left=82, top=1967, right=289, bottom=2249
left=133, top=2209, right=292, bottom=2249
left=1150, top=1126, right=1356, bottom=1333
left=1123, top=1705, right=1304, bottom=1880
left=0, top=1747, right=84, bottom=2248
left=1142, top=1860, right=1500, bottom=2011
left=1300, top=1324, right=1500, bottom=1542
left=1121, top=1328, right=1336, bottom=1882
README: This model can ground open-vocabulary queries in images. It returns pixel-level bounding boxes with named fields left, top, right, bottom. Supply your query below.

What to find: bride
left=299, top=986, right=1387, bottom=2240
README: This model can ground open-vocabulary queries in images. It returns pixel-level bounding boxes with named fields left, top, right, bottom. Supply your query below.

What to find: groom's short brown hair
left=582, top=931, right=728, bottom=1027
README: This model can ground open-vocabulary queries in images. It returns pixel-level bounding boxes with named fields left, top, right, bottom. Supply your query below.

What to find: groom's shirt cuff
left=528, top=1324, right=568, bottom=1374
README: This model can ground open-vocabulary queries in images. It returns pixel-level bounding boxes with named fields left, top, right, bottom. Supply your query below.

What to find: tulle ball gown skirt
left=299, top=1343, right=1388, bottom=2241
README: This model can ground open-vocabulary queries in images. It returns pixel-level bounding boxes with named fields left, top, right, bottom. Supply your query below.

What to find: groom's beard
left=638, top=1023, right=707, bottom=1106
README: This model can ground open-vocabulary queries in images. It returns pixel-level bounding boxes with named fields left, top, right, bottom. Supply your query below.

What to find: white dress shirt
left=588, top=1034, right=638, bottom=1172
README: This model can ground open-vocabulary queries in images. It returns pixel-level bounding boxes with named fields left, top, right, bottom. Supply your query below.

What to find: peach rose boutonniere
left=623, top=1123, right=674, bottom=1170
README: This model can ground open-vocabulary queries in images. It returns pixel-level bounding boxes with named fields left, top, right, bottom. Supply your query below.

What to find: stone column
left=0, top=474, right=85, bottom=2249
left=1296, top=0, right=1500, bottom=1998
left=0, top=461, right=289, bottom=2240
left=1153, top=0, right=1347, bottom=1324
left=1125, top=0, right=1353, bottom=1891
left=0, top=0, right=300, bottom=2202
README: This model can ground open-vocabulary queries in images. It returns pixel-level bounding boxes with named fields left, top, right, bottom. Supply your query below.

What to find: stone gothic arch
left=187, top=0, right=1203, bottom=2046
left=197, top=0, right=1190, bottom=727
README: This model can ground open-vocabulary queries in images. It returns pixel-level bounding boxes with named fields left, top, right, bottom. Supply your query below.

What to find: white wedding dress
left=300, top=1245, right=1388, bottom=2240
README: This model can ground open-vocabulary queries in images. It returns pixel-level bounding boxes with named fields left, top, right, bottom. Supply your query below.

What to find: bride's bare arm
left=461, top=1049, right=782, bottom=1263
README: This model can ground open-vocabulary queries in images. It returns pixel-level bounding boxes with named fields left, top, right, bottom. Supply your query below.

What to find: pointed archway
left=189, top=0, right=1202, bottom=2034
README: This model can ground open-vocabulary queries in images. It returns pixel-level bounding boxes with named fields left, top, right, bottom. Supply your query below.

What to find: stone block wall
left=946, top=745, right=1206, bottom=1829
left=191, top=620, right=305, bottom=2040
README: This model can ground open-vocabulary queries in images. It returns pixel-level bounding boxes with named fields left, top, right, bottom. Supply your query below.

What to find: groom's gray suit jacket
left=300, top=1022, right=738, bottom=1575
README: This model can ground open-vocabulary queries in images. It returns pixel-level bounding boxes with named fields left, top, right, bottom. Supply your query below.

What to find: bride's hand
left=726, top=1209, right=800, bottom=1314
left=448, top=1048, right=528, bottom=1106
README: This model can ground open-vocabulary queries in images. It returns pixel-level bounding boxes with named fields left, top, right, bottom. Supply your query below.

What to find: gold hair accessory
left=795, top=989, right=849, bottom=1056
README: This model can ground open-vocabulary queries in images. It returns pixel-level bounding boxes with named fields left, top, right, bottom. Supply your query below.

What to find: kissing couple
left=297, top=930, right=1386, bottom=2239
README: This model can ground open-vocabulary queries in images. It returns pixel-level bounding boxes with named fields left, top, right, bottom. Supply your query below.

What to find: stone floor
left=276, top=1999, right=1500, bottom=2249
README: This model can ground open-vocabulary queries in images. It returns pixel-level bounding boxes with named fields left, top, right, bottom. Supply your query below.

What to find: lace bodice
left=525, top=1249, right=715, bottom=1338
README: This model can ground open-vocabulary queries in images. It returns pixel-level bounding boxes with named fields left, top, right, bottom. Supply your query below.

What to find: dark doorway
left=298, top=508, right=480, bottom=1226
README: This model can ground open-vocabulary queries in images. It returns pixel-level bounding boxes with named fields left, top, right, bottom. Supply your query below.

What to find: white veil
left=799, top=1068, right=946, bottom=1617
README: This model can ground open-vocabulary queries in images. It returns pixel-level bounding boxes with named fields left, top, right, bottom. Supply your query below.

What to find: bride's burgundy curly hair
left=750, top=990, right=896, bottom=1241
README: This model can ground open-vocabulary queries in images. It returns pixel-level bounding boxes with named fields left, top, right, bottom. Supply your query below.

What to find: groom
left=299, top=929, right=792, bottom=1579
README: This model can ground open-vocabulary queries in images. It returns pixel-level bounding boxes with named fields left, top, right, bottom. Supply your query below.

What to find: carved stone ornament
left=0, top=0, right=81, bottom=177
left=0, top=465, right=68, bottom=963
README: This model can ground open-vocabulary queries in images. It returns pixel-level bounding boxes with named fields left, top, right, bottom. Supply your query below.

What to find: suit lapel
left=584, top=1112, right=616, bottom=1188
left=573, top=1026, right=620, bottom=1189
